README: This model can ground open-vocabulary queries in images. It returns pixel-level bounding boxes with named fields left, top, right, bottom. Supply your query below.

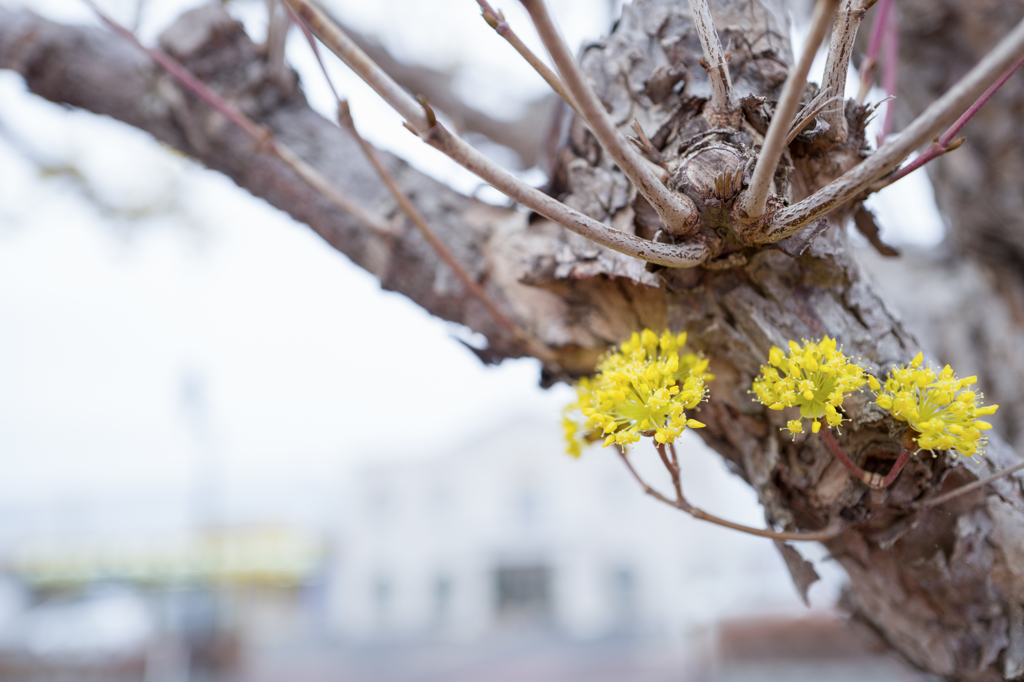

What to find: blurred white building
left=328, top=416, right=826, bottom=646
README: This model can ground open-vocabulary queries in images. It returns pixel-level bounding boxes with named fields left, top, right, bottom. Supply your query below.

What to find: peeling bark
left=3, top=3, right=1024, bottom=679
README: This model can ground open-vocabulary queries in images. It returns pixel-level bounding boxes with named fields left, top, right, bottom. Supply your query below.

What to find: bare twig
left=614, top=445, right=843, bottom=541
left=520, top=0, right=700, bottom=237
left=737, top=0, right=840, bottom=222
left=766, top=15, right=1024, bottom=242
left=882, top=52, right=1024, bottom=186
left=629, top=118, right=666, bottom=168
left=284, top=10, right=556, bottom=359
left=285, top=0, right=710, bottom=267
left=821, top=0, right=867, bottom=143
left=84, top=0, right=396, bottom=238
left=423, top=122, right=709, bottom=266
left=877, top=5, right=899, bottom=144
left=687, top=0, right=734, bottom=116
left=786, top=94, right=842, bottom=146
left=284, top=0, right=429, bottom=131
left=475, top=0, right=580, bottom=116
left=857, top=0, right=892, bottom=103
left=338, top=102, right=529, bottom=339
left=916, top=460, right=1024, bottom=509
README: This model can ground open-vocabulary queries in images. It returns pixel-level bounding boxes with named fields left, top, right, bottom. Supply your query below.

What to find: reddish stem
left=857, top=0, right=892, bottom=100
left=819, top=424, right=874, bottom=485
left=84, top=0, right=266, bottom=141
left=877, top=5, right=899, bottom=144
left=887, top=51, right=1024, bottom=184
left=880, top=447, right=914, bottom=488
left=818, top=421, right=913, bottom=489
left=865, top=0, right=892, bottom=66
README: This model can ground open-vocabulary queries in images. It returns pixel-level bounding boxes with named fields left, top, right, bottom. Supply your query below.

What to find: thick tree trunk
left=2, top=3, right=1023, bottom=679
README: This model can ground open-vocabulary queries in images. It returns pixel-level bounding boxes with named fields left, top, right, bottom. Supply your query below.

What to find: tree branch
left=767, top=14, right=1024, bottom=240
left=8, top=3, right=1024, bottom=676
left=286, top=0, right=710, bottom=267
left=737, top=0, right=840, bottom=222
left=520, top=0, right=700, bottom=237
left=475, top=0, right=580, bottom=117
left=687, top=0, right=735, bottom=117
left=856, top=0, right=891, bottom=102
left=821, top=0, right=867, bottom=143
left=84, top=0, right=396, bottom=240
left=882, top=51, right=1024, bottom=186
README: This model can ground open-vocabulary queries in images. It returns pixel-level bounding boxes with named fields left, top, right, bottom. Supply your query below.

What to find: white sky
left=0, top=0, right=944, bottom=548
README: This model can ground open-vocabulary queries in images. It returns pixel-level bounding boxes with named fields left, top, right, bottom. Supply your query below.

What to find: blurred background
left=0, top=0, right=943, bottom=679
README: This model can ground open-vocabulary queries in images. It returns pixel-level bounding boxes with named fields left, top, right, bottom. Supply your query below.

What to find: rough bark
left=3, top=3, right=1024, bottom=679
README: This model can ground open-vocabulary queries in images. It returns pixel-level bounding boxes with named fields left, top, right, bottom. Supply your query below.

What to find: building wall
left=327, top=417, right=825, bottom=645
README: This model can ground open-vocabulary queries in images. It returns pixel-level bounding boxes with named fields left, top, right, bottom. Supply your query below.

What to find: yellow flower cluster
left=563, top=330, right=711, bottom=456
left=751, top=336, right=867, bottom=436
left=872, top=352, right=997, bottom=456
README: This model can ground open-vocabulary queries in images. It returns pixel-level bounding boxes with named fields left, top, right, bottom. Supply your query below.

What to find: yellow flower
left=563, top=329, right=711, bottom=455
left=751, top=336, right=867, bottom=436
left=873, top=352, right=998, bottom=457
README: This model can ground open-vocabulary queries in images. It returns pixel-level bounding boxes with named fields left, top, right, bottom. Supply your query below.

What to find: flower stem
left=615, top=445, right=843, bottom=541
left=880, top=446, right=914, bottom=487
left=818, top=421, right=912, bottom=489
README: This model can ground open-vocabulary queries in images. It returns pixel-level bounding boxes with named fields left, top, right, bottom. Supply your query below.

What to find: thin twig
left=877, top=5, right=899, bottom=144
left=687, top=0, right=734, bottom=115
left=629, top=118, right=666, bottom=168
left=766, top=15, right=1024, bottom=242
left=786, top=94, right=842, bottom=146
left=916, top=460, right=1024, bottom=509
left=882, top=52, right=1024, bottom=186
left=475, top=0, right=580, bottom=116
left=737, top=0, right=840, bottom=222
left=84, top=0, right=396, bottom=238
left=284, top=0, right=429, bottom=131
left=284, top=9, right=557, bottom=360
left=337, top=104, right=528, bottom=340
left=821, top=0, right=867, bottom=143
left=520, top=0, right=699, bottom=237
left=614, top=445, right=843, bottom=541
left=284, top=0, right=710, bottom=267
left=857, top=0, right=892, bottom=103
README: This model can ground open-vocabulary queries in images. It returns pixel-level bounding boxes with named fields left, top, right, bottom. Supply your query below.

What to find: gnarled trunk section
left=2, top=2, right=1023, bottom=679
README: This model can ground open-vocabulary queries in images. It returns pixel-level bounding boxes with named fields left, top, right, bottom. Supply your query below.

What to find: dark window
left=609, top=567, right=638, bottom=632
left=494, top=564, right=551, bottom=622
left=373, top=575, right=392, bottom=622
left=434, top=575, right=452, bottom=623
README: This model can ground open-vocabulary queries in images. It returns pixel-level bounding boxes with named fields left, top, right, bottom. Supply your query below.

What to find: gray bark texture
left=2, top=2, right=1023, bottom=679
